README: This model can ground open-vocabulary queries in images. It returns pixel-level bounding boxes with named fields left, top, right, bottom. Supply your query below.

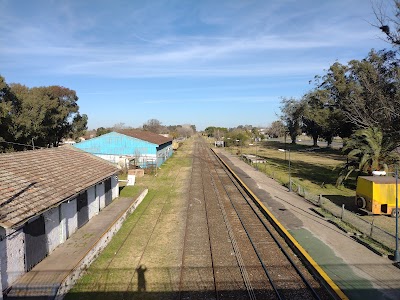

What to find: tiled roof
left=115, top=130, right=172, bottom=145
left=0, top=146, right=118, bottom=228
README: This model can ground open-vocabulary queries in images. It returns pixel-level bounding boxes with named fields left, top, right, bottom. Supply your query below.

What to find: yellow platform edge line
left=212, top=149, right=349, bottom=300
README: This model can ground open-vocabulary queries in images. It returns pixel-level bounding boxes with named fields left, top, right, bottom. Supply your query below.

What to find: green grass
left=66, top=138, right=194, bottom=299
left=119, top=185, right=142, bottom=198
left=231, top=140, right=357, bottom=199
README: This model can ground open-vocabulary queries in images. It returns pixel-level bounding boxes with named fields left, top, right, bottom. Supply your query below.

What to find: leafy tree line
left=279, top=1, right=400, bottom=185
left=280, top=49, right=400, bottom=184
left=0, top=75, right=87, bottom=151
left=142, top=118, right=196, bottom=138
left=205, top=125, right=264, bottom=148
left=93, top=119, right=197, bottom=139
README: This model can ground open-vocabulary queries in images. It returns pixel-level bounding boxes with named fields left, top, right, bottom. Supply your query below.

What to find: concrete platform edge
left=211, top=149, right=348, bottom=300
left=55, top=189, right=149, bottom=300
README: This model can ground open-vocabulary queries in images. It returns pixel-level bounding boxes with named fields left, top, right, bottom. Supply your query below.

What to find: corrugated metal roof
left=0, top=146, right=118, bottom=228
left=115, top=130, right=172, bottom=145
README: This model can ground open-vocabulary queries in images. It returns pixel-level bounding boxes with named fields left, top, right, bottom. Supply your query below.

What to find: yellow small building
left=356, top=176, right=399, bottom=217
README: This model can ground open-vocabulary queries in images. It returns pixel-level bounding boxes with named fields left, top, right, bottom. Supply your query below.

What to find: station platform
left=215, top=148, right=400, bottom=300
left=4, top=190, right=147, bottom=300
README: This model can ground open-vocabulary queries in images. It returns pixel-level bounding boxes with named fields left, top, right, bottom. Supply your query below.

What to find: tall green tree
left=317, top=50, right=400, bottom=139
left=41, top=85, right=79, bottom=147
left=225, top=129, right=251, bottom=149
left=266, top=120, right=285, bottom=138
left=9, top=84, right=48, bottom=147
left=71, top=113, right=88, bottom=140
left=301, top=92, right=324, bottom=146
left=0, top=75, right=20, bottom=151
left=1, top=76, right=86, bottom=151
left=314, top=63, right=355, bottom=139
left=336, top=127, right=400, bottom=186
left=204, top=126, right=228, bottom=138
left=96, top=127, right=111, bottom=136
left=301, top=90, right=343, bottom=147
left=280, top=97, right=304, bottom=144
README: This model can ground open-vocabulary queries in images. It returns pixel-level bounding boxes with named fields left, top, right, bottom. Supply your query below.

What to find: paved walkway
left=215, top=148, right=400, bottom=300
left=5, top=191, right=147, bottom=300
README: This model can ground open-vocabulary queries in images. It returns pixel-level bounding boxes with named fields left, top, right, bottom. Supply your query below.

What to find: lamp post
left=395, top=166, right=399, bottom=262
left=278, top=149, right=291, bottom=192
left=373, top=168, right=399, bottom=261
left=284, top=132, right=287, bottom=161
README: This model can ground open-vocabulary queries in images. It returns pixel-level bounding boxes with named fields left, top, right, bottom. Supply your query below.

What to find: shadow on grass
left=119, top=185, right=143, bottom=198
left=264, top=156, right=341, bottom=187
left=323, top=195, right=358, bottom=212
left=254, top=143, right=358, bottom=191
left=262, top=141, right=345, bottom=161
left=119, top=186, right=125, bottom=194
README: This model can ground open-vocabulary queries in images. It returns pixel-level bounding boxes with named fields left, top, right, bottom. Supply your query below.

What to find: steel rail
left=204, top=147, right=284, bottom=300
left=201, top=143, right=257, bottom=300
left=179, top=142, right=219, bottom=299
left=178, top=146, right=196, bottom=299
left=211, top=148, right=322, bottom=300
left=199, top=144, right=219, bottom=299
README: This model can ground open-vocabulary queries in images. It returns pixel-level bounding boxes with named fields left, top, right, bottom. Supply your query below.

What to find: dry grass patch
left=67, top=138, right=194, bottom=299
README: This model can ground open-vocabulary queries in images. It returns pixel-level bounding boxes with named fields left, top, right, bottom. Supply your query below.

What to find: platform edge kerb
left=211, top=149, right=349, bottom=300
left=55, top=189, right=149, bottom=300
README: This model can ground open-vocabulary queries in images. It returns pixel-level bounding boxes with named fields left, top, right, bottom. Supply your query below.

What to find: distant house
left=73, top=130, right=173, bottom=168
left=0, top=146, right=119, bottom=292
left=61, top=138, right=76, bottom=145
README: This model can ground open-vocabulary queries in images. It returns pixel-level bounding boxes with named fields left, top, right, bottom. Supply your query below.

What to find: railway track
left=179, top=138, right=335, bottom=299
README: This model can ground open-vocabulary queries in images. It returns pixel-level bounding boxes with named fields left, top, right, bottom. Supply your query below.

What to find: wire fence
left=291, top=181, right=397, bottom=251
left=243, top=158, right=398, bottom=252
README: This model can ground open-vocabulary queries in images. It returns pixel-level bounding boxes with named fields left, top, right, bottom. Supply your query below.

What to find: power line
left=0, top=140, right=43, bottom=149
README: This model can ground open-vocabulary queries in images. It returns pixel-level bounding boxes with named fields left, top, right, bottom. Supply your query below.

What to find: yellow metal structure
left=356, top=176, right=398, bottom=217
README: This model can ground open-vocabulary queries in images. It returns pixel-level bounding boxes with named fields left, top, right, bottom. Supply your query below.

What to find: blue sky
left=0, top=0, right=391, bottom=130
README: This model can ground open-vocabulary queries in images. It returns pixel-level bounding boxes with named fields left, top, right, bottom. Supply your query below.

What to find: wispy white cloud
left=0, top=0, right=388, bottom=81
left=0, top=31, right=373, bottom=79
left=1, top=0, right=390, bottom=130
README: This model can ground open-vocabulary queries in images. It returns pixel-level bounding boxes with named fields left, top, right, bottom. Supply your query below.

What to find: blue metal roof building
left=74, top=130, right=173, bottom=168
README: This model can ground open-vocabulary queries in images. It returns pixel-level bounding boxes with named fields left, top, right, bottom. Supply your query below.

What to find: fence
left=290, top=181, right=397, bottom=251
left=244, top=159, right=398, bottom=252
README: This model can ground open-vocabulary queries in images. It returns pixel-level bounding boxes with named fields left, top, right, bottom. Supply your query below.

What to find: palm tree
left=336, top=127, right=400, bottom=186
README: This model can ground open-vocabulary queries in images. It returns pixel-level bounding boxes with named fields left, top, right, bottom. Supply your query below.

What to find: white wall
left=0, top=228, right=24, bottom=290
left=60, top=199, right=77, bottom=242
left=0, top=227, right=4, bottom=295
left=87, top=186, right=98, bottom=219
left=96, top=154, right=119, bottom=164
left=0, top=180, right=117, bottom=295
left=96, top=183, right=106, bottom=210
left=0, top=256, right=2, bottom=300
left=111, top=175, right=119, bottom=200
left=44, top=207, right=60, bottom=254
left=55, top=189, right=148, bottom=300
